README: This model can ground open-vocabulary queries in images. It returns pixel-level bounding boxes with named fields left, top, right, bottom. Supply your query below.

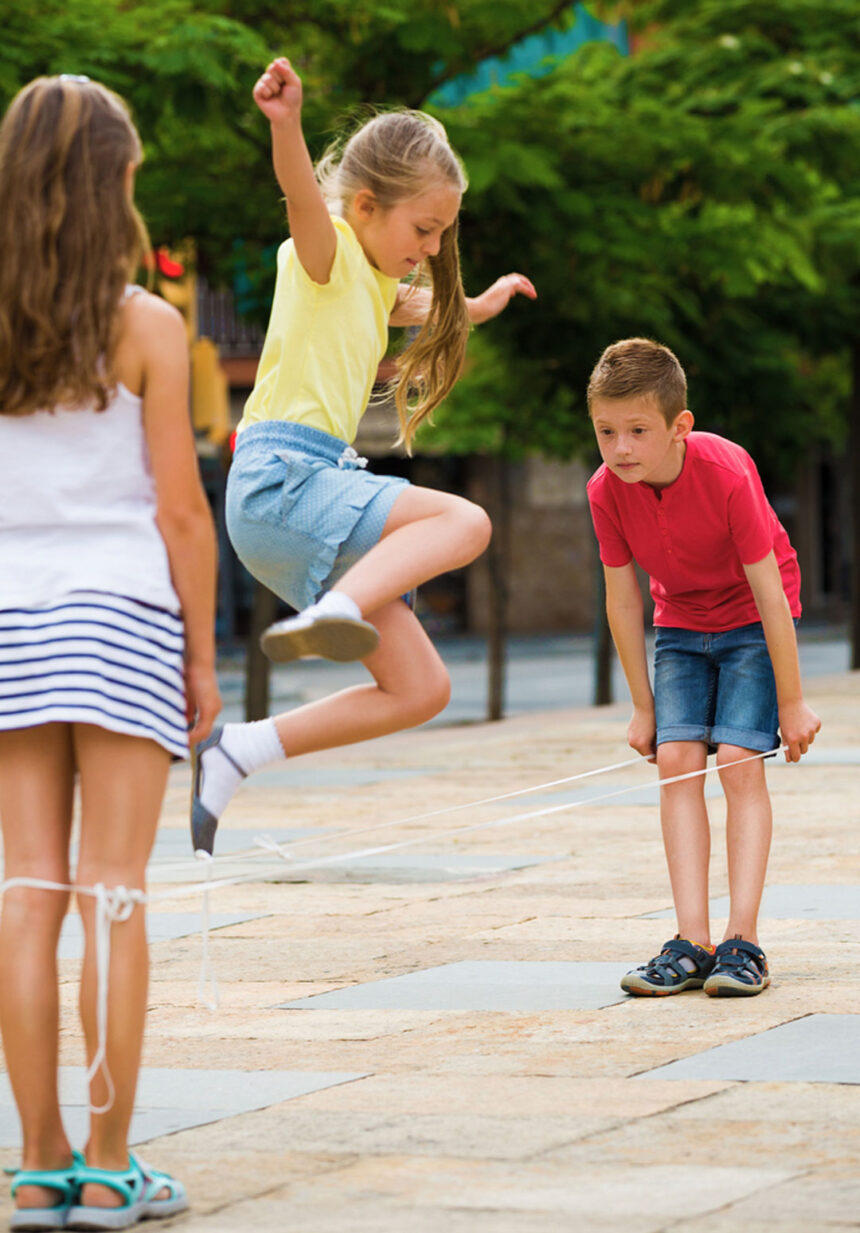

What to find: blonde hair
left=587, top=338, right=687, bottom=425
left=0, top=76, right=150, bottom=417
left=317, top=110, right=470, bottom=451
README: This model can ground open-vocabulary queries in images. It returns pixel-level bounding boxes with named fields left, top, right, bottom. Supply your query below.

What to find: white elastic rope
left=0, top=876, right=142, bottom=1115
left=84, top=883, right=141, bottom=1115
left=0, top=744, right=788, bottom=1115
left=239, top=747, right=781, bottom=876
left=148, top=755, right=647, bottom=873
left=195, top=852, right=219, bottom=1010
left=146, top=747, right=783, bottom=898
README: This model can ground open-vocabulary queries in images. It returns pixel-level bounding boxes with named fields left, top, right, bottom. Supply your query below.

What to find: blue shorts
left=653, top=622, right=781, bottom=753
left=225, top=421, right=409, bottom=611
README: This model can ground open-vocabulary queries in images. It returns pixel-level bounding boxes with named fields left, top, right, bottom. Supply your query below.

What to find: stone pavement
left=1, top=670, right=859, bottom=1231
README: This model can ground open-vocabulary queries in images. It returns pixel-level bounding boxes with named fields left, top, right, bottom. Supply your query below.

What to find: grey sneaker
left=190, top=726, right=246, bottom=855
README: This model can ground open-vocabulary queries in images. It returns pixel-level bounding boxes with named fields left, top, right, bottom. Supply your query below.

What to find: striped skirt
left=0, top=592, right=188, bottom=759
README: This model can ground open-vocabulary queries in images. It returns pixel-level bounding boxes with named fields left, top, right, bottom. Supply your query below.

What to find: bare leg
left=274, top=599, right=450, bottom=755
left=656, top=740, right=711, bottom=947
left=199, top=489, right=487, bottom=828
left=717, top=744, right=772, bottom=945
left=73, top=725, right=170, bottom=1208
left=332, top=485, right=492, bottom=616
left=0, top=725, right=75, bottom=1212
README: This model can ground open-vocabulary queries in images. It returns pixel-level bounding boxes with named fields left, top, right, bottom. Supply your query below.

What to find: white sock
left=306, top=591, right=362, bottom=621
left=198, top=719, right=285, bottom=819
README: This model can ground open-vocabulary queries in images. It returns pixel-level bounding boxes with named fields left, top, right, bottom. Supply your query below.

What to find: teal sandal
left=9, top=1151, right=84, bottom=1231
left=65, top=1154, right=187, bottom=1231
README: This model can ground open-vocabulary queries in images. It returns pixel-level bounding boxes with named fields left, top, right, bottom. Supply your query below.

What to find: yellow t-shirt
left=238, top=216, right=400, bottom=444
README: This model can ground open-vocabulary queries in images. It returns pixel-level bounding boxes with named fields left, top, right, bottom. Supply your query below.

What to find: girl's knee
left=401, top=663, right=451, bottom=726
left=2, top=884, right=70, bottom=932
left=457, top=499, right=492, bottom=557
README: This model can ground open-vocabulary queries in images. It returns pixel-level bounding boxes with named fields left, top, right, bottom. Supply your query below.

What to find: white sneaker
left=260, top=611, right=379, bottom=663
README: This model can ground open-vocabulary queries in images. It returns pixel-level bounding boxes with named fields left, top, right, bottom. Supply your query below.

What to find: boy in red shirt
left=586, top=338, right=820, bottom=997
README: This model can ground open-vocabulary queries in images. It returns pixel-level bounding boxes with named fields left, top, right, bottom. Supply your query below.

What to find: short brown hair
left=587, top=338, right=687, bottom=425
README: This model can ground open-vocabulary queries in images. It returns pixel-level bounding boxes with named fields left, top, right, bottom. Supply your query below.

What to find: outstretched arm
left=467, top=273, right=537, bottom=324
left=253, top=57, right=336, bottom=285
left=390, top=272, right=536, bottom=327
left=743, top=552, right=821, bottom=762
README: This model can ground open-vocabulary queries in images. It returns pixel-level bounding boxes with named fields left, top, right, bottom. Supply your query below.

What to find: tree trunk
left=593, top=556, right=614, bottom=705
left=245, top=582, right=278, bottom=721
left=486, top=455, right=511, bottom=721
left=850, top=339, right=860, bottom=670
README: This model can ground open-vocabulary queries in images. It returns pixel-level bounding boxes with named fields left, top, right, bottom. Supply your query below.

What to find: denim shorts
left=653, top=622, right=782, bottom=753
left=225, top=421, right=409, bottom=611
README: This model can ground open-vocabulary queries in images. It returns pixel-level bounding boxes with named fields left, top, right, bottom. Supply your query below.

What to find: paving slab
left=639, top=1013, right=860, bottom=1083
left=0, top=668, right=856, bottom=1232
left=267, top=851, right=565, bottom=884
left=645, top=882, right=860, bottom=920
left=149, top=825, right=322, bottom=859
left=251, top=765, right=446, bottom=789
left=279, top=960, right=630, bottom=1012
left=57, top=910, right=266, bottom=960
left=0, top=1066, right=366, bottom=1150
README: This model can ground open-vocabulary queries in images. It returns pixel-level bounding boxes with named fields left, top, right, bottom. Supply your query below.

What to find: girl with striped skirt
left=0, top=77, right=219, bottom=1229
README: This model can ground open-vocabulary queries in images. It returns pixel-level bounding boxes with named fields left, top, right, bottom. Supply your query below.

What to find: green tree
left=424, top=0, right=860, bottom=679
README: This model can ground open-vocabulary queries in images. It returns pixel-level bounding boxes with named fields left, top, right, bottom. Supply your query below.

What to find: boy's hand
left=627, top=705, right=657, bottom=762
left=778, top=698, right=821, bottom=763
left=253, top=57, right=303, bottom=124
left=467, top=273, right=537, bottom=324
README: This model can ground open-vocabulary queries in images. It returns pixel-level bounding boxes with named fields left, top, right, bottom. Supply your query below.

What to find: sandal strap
left=636, top=937, right=711, bottom=985
left=716, top=937, right=765, bottom=960
left=10, top=1153, right=82, bottom=1202
left=74, top=1159, right=144, bottom=1207
left=714, top=938, right=767, bottom=981
left=660, top=938, right=707, bottom=963
left=129, top=1154, right=183, bottom=1203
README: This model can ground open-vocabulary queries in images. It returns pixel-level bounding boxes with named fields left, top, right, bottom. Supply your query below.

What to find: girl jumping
left=191, top=57, right=535, bottom=853
left=0, top=77, right=220, bottom=1228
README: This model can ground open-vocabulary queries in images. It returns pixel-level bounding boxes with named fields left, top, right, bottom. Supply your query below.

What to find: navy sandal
left=704, top=936, right=770, bottom=997
left=621, top=936, right=716, bottom=996
left=9, top=1151, right=84, bottom=1231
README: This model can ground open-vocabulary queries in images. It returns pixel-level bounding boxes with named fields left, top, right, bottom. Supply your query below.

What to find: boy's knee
left=716, top=744, right=766, bottom=785
left=657, top=741, right=705, bottom=778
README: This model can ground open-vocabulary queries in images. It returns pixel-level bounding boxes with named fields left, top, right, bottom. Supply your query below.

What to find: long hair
left=0, top=76, right=150, bottom=416
left=317, top=110, right=471, bottom=451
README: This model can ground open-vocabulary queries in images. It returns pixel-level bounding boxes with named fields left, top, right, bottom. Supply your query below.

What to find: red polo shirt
left=587, top=431, right=801, bottom=631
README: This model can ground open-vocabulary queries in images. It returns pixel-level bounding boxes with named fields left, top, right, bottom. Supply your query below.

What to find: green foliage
left=1, top=0, right=858, bottom=474
left=434, top=0, right=860, bottom=473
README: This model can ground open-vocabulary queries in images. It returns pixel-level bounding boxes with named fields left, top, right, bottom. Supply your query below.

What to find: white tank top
left=0, top=349, right=180, bottom=612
